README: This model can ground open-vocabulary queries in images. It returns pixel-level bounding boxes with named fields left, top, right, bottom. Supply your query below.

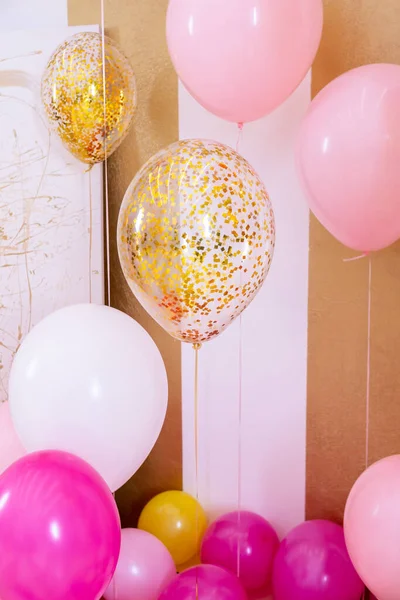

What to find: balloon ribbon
left=236, top=122, right=244, bottom=579
left=363, top=257, right=372, bottom=600
left=193, top=342, right=201, bottom=599
left=100, top=0, right=111, bottom=307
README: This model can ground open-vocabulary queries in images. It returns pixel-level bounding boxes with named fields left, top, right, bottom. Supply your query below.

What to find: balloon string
left=235, top=122, right=244, bottom=153
left=343, top=253, right=369, bottom=263
left=344, top=255, right=371, bottom=600
left=101, top=0, right=111, bottom=307
left=99, top=14, right=117, bottom=600
left=194, top=344, right=200, bottom=506
left=236, top=121, right=244, bottom=579
left=237, top=312, right=243, bottom=579
left=193, top=343, right=201, bottom=600
left=88, top=168, right=93, bottom=303
left=361, top=256, right=372, bottom=600
left=365, top=256, right=372, bottom=471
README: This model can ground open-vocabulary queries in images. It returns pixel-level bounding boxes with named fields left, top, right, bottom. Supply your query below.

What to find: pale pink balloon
left=0, top=402, right=25, bottom=475
left=9, top=304, right=168, bottom=492
left=104, top=529, right=176, bottom=600
left=344, top=455, right=400, bottom=600
left=166, top=0, right=323, bottom=124
left=297, top=63, right=400, bottom=252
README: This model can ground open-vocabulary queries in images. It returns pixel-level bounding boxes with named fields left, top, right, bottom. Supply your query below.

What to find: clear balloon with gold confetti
left=118, top=139, right=275, bottom=345
left=41, top=31, right=136, bottom=164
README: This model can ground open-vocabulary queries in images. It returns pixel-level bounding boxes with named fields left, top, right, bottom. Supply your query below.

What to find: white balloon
left=9, top=304, right=168, bottom=492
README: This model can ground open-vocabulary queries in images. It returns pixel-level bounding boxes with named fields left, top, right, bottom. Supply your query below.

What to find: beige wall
left=307, top=0, right=400, bottom=521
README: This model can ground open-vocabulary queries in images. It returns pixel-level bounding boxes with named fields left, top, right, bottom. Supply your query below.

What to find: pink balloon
left=297, top=63, right=400, bottom=252
left=104, top=529, right=176, bottom=600
left=166, top=0, right=323, bottom=124
left=159, top=565, right=248, bottom=600
left=200, top=511, right=279, bottom=591
left=344, top=455, right=400, bottom=600
left=273, top=520, right=364, bottom=600
left=0, top=450, right=121, bottom=600
left=0, top=402, right=25, bottom=475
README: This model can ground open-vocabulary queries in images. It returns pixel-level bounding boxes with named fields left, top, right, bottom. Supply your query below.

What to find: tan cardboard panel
left=308, top=0, right=400, bottom=521
left=68, top=0, right=181, bottom=525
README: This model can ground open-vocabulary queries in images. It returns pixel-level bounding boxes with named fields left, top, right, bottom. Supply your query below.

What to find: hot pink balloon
left=0, top=450, right=121, bottom=600
left=297, top=63, right=400, bottom=252
left=0, top=402, right=25, bottom=475
left=166, top=0, right=323, bottom=124
left=104, top=529, right=176, bottom=600
left=159, top=565, right=248, bottom=600
left=273, top=520, right=364, bottom=600
left=344, top=455, right=400, bottom=600
left=200, top=511, right=279, bottom=592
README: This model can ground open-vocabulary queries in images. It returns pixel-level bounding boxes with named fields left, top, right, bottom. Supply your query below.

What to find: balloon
left=166, top=0, right=323, bottom=124
left=118, top=139, right=275, bottom=345
left=296, top=63, right=400, bottom=252
left=42, top=32, right=136, bottom=164
left=200, top=511, right=279, bottom=592
left=0, top=402, right=25, bottom=475
left=273, top=520, right=364, bottom=600
left=0, top=450, right=121, bottom=600
left=104, top=529, right=176, bottom=600
left=159, top=565, right=248, bottom=600
left=9, top=304, right=168, bottom=492
left=138, top=491, right=207, bottom=566
left=344, top=455, right=400, bottom=600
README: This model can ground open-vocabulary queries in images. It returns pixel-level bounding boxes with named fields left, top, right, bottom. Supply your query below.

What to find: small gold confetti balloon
left=41, top=31, right=136, bottom=164
left=118, top=139, right=275, bottom=344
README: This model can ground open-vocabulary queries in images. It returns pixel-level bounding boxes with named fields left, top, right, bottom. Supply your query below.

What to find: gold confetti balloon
left=41, top=32, right=136, bottom=164
left=118, top=139, right=275, bottom=345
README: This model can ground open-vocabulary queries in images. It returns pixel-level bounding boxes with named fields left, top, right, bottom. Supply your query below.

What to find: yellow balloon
left=118, top=139, right=275, bottom=345
left=138, top=491, right=207, bottom=566
left=41, top=32, right=136, bottom=164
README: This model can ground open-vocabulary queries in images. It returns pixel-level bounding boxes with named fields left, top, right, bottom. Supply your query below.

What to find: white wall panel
left=180, top=78, right=311, bottom=537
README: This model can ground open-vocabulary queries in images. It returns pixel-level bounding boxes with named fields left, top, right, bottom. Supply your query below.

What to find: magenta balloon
left=344, top=455, right=400, bottom=600
left=0, top=450, right=121, bottom=600
left=272, top=520, right=364, bottom=600
left=159, top=565, right=248, bottom=600
left=166, top=0, right=323, bottom=124
left=104, top=529, right=176, bottom=600
left=200, top=511, right=279, bottom=591
left=296, top=63, right=400, bottom=252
